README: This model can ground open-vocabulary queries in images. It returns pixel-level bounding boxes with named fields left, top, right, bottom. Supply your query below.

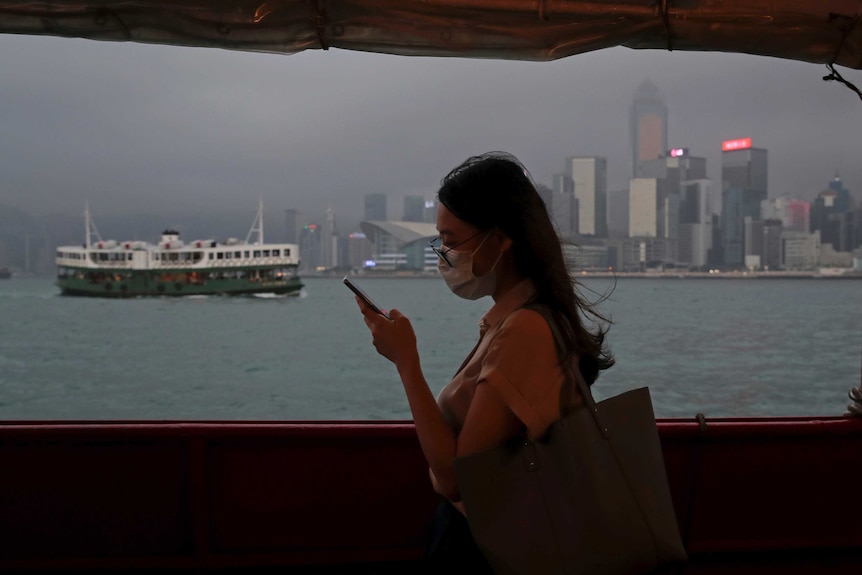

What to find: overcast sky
left=1, top=33, right=860, bottom=232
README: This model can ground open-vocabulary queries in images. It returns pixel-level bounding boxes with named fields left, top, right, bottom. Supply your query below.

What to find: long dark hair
left=437, top=152, right=614, bottom=384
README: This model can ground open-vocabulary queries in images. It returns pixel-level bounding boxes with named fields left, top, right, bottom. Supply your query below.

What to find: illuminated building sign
left=669, top=148, right=687, bottom=157
left=722, top=137, right=752, bottom=152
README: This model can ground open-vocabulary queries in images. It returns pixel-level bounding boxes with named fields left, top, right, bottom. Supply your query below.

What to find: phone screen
left=343, top=277, right=389, bottom=318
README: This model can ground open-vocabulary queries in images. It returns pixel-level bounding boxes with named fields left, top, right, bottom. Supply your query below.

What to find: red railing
left=2, top=417, right=862, bottom=573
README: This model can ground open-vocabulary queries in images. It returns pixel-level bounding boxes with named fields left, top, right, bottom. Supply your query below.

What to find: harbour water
left=1, top=276, right=860, bottom=420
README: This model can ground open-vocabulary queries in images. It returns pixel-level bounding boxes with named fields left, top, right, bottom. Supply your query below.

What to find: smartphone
left=343, top=276, right=389, bottom=318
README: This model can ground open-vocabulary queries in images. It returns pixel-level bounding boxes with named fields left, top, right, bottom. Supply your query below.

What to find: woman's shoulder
left=499, top=306, right=554, bottom=339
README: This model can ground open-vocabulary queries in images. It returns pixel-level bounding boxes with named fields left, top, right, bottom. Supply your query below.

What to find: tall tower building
left=284, top=209, right=303, bottom=245
left=364, top=193, right=387, bottom=221
left=402, top=195, right=425, bottom=222
left=630, top=80, right=669, bottom=177
left=299, top=223, right=322, bottom=271
left=828, top=174, right=851, bottom=213
left=679, top=179, right=713, bottom=268
left=786, top=200, right=811, bottom=232
left=551, top=172, right=578, bottom=239
left=567, top=156, right=608, bottom=238
left=629, top=178, right=660, bottom=238
left=720, top=137, right=768, bottom=267
left=322, top=205, right=337, bottom=269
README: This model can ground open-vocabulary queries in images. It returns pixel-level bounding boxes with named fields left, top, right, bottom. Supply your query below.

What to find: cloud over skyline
left=1, top=34, right=860, bottom=232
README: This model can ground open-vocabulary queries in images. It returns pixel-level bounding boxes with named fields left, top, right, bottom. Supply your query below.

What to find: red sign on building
left=722, top=137, right=753, bottom=151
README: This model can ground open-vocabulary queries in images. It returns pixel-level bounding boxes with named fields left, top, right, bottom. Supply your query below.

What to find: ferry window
left=263, top=250, right=271, bottom=257
left=7, top=32, right=862, bottom=424
left=225, top=252, right=232, bottom=259
left=234, top=251, right=241, bottom=258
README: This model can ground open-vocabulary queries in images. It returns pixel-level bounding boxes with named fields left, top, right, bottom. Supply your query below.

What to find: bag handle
left=525, top=304, right=611, bottom=439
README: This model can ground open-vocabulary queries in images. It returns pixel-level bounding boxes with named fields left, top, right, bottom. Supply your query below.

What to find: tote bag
left=453, top=307, right=687, bottom=575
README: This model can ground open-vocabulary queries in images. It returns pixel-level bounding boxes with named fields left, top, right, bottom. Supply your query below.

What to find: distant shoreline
left=303, top=270, right=862, bottom=280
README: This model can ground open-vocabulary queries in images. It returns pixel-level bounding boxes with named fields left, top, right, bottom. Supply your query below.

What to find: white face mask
left=438, top=232, right=503, bottom=300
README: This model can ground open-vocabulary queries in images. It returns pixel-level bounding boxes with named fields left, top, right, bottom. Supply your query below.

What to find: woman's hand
left=355, top=296, right=419, bottom=369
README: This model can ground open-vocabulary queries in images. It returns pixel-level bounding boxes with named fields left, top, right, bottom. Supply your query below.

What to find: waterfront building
left=619, top=237, right=676, bottom=271
left=781, top=230, right=820, bottom=269
left=567, top=156, right=608, bottom=237
left=762, top=219, right=783, bottom=270
left=563, top=243, right=611, bottom=271
left=744, top=217, right=765, bottom=269
left=343, top=232, right=374, bottom=270
left=720, top=138, right=768, bottom=267
left=364, top=193, right=388, bottom=221
left=630, top=79, right=668, bottom=177
left=358, top=220, right=438, bottom=271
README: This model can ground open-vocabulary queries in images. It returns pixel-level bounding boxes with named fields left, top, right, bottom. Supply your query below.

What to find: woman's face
left=435, top=204, right=500, bottom=277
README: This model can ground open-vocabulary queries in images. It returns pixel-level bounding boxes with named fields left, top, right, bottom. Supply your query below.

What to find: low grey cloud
left=1, top=34, right=860, bottom=233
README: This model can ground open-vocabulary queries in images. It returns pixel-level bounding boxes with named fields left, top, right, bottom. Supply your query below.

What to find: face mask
left=438, top=232, right=503, bottom=300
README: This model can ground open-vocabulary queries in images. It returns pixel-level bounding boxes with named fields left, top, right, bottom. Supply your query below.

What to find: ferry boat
left=55, top=202, right=302, bottom=297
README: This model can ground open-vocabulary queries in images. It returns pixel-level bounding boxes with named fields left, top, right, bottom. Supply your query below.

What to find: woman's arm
left=356, top=298, right=524, bottom=500
left=356, top=299, right=460, bottom=498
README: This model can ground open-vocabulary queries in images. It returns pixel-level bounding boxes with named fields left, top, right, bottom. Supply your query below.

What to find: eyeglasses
left=428, top=230, right=487, bottom=268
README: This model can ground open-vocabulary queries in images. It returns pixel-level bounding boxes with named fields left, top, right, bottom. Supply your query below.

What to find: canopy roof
left=0, top=1, right=860, bottom=69
left=360, top=221, right=438, bottom=247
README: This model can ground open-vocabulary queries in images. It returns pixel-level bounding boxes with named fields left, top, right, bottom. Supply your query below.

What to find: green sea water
left=1, top=276, right=860, bottom=420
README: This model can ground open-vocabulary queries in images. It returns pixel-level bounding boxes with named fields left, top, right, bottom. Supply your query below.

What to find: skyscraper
left=630, top=80, right=668, bottom=177
left=402, top=195, right=425, bottom=222
left=637, top=151, right=708, bottom=254
left=364, top=193, right=387, bottom=221
left=284, top=209, right=303, bottom=245
left=828, top=174, right=851, bottom=213
left=567, top=156, right=607, bottom=238
left=551, top=172, right=577, bottom=239
left=678, top=179, right=713, bottom=268
left=720, top=137, right=768, bottom=267
left=322, top=205, right=337, bottom=269
left=628, top=178, right=660, bottom=238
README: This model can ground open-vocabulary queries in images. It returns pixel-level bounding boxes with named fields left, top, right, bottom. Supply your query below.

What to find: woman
left=355, top=152, right=614, bottom=571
